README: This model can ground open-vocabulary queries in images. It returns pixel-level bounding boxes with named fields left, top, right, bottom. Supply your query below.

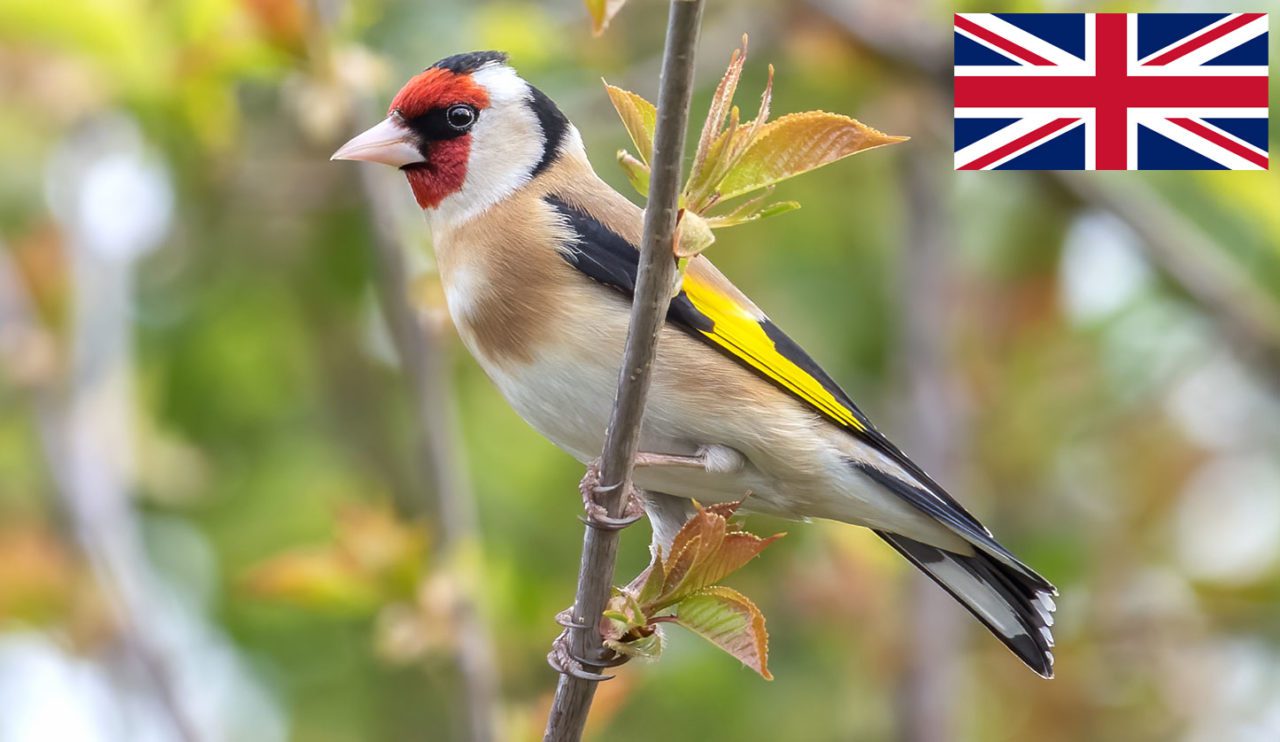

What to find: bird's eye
left=446, top=104, right=477, bottom=131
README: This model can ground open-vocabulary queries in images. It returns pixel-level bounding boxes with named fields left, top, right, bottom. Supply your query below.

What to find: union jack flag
left=954, top=13, right=1269, bottom=170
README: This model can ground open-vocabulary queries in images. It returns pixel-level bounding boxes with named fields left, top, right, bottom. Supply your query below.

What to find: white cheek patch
left=472, top=63, right=530, bottom=102
left=430, top=64, right=545, bottom=228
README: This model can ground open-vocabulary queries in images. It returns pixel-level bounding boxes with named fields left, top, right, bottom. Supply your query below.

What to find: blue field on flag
left=953, top=13, right=1269, bottom=170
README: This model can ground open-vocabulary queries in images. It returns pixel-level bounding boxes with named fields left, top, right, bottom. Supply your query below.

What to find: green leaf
left=706, top=200, right=800, bottom=229
left=755, top=201, right=800, bottom=219
left=604, top=83, right=657, bottom=164
left=714, top=112, right=908, bottom=201
left=705, top=187, right=801, bottom=229
left=616, top=150, right=650, bottom=197
left=673, top=586, right=773, bottom=680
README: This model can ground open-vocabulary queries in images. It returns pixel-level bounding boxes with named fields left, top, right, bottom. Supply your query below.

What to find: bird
left=332, top=50, right=1057, bottom=678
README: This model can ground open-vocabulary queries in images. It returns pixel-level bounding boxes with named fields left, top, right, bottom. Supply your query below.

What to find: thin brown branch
left=354, top=154, right=499, bottom=742
left=543, top=1, right=706, bottom=739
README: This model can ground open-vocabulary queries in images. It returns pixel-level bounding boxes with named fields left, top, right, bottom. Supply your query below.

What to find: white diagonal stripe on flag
left=955, top=115, right=1086, bottom=169
left=1138, top=115, right=1267, bottom=170
left=958, top=13, right=1091, bottom=68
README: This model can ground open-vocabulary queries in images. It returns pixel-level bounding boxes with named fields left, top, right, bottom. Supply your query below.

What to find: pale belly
left=478, top=344, right=785, bottom=508
left=451, top=306, right=901, bottom=529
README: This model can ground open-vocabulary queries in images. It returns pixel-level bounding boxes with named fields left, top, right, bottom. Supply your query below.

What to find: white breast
left=442, top=263, right=486, bottom=321
left=478, top=340, right=789, bottom=509
left=483, top=351, right=618, bottom=463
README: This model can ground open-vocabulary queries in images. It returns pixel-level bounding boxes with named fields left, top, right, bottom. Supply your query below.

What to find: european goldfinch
left=333, top=51, right=1058, bottom=677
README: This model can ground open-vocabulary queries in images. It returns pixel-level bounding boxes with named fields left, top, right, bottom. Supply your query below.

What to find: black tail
left=877, top=531, right=1057, bottom=678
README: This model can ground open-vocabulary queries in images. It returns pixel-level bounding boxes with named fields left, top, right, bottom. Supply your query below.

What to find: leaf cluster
left=601, top=500, right=784, bottom=680
left=606, top=36, right=907, bottom=263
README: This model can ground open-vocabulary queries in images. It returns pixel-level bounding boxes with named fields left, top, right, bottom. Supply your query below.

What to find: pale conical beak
left=331, top=116, right=425, bottom=167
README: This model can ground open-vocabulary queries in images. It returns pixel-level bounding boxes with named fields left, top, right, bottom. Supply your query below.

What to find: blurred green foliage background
left=2, top=0, right=1279, bottom=740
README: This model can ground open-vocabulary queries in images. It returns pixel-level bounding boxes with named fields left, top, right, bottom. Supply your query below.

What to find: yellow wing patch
left=680, top=272, right=867, bottom=433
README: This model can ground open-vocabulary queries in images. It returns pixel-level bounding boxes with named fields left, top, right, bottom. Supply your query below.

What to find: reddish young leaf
left=693, top=37, right=748, bottom=176
left=684, top=105, right=741, bottom=211
left=703, top=500, right=744, bottom=521
left=683, top=530, right=785, bottom=594
left=636, top=548, right=667, bottom=607
left=605, top=500, right=784, bottom=673
left=659, top=533, right=704, bottom=604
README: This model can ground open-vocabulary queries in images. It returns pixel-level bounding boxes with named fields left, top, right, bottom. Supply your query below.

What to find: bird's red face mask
left=332, top=68, right=491, bottom=209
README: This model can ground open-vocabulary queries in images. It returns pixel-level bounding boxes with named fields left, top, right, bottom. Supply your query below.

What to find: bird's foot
left=547, top=608, right=628, bottom=681
left=579, top=460, right=645, bottom=531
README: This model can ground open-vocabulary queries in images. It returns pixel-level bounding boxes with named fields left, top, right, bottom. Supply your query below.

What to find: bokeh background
left=2, top=0, right=1279, bottom=740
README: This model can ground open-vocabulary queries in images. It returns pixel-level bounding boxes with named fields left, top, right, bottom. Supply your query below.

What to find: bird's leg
left=546, top=607, right=628, bottom=681
left=634, top=444, right=746, bottom=474
left=579, top=459, right=645, bottom=531
left=633, top=452, right=704, bottom=468
left=579, top=446, right=743, bottom=531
